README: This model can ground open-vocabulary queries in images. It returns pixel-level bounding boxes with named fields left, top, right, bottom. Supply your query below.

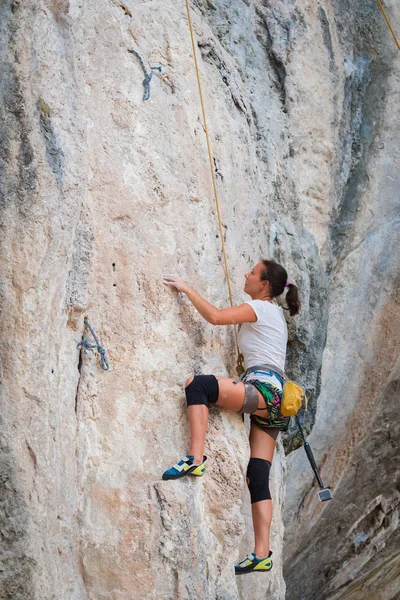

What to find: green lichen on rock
left=37, top=97, right=51, bottom=118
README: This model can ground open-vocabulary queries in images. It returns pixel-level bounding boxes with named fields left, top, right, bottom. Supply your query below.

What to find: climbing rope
left=185, top=0, right=244, bottom=375
left=77, top=319, right=109, bottom=371
left=377, top=0, right=400, bottom=50
left=128, top=49, right=162, bottom=100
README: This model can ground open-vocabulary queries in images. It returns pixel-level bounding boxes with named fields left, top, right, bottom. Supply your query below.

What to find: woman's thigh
left=215, top=377, right=271, bottom=414
left=249, top=422, right=279, bottom=462
left=215, top=377, right=246, bottom=411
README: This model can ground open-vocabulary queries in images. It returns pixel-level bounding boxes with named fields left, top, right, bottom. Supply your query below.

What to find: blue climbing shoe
left=235, top=551, right=273, bottom=574
left=162, top=455, right=207, bottom=480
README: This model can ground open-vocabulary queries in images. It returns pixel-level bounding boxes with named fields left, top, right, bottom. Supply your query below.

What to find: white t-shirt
left=238, top=299, right=288, bottom=389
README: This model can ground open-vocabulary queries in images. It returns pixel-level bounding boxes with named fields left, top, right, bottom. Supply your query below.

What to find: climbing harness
left=296, top=415, right=332, bottom=502
left=185, top=0, right=244, bottom=376
left=77, top=319, right=109, bottom=371
left=377, top=0, right=400, bottom=51
left=127, top=49, right=162, bottom=101
left=236, top=364, right=308, bottom=416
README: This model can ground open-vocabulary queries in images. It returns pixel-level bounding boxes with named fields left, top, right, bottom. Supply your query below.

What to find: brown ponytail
left=285, top=283, right=301, bottom=316
left=261, top=260, right=301, bottom=316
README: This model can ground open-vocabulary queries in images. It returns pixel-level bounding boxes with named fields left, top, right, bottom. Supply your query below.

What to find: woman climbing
left=161, top=260, right=300, bottom=574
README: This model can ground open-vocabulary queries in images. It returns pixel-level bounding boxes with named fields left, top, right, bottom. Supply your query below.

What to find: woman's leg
left=249, top=424, right=279, bottom=557
left=186, top=375, right=257, bottom=464
left=188, top=403, right=209, bottom=464
left=186, top=375, right=270, bottom=465
left=186, top=376, right=278, bottom=558
left=215, top=377, right=272, bottom=418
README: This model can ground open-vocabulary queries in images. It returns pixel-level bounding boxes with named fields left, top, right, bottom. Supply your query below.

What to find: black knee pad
left=185, top=375, right=219, bottom=407
left=247, top=457, right=271, bottom=503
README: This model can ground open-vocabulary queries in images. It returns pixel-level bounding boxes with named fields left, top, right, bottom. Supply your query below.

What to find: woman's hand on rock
left=163, top=275, right=190, bottom=294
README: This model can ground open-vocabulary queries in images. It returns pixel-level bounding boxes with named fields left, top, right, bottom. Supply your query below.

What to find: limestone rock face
left=282, top=1, right=400, bottom=600
left=0, top=1, right=398, bottom=600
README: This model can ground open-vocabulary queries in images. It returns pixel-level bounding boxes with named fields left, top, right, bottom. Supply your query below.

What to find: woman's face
left=244, top=262, right=267, bottom=296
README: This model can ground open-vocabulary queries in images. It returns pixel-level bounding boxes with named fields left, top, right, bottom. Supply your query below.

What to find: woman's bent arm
left=163, top=276, right=257, bottom=325
left=184, top=287, right=220, bottom=323
left=186, top=288, right=257, bottom=325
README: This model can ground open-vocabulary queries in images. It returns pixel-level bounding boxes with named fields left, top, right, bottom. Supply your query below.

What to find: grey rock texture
left=0, top=0, right=398, bottom=599
left=283, top=1, right=400, bottom=599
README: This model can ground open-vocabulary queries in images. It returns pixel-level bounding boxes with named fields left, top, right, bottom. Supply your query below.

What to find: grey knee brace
left=242, top=383, right=259, bottom=414
left=185, top=375, right=219, bottom=407
left=247, top=458, right=271, bottom=503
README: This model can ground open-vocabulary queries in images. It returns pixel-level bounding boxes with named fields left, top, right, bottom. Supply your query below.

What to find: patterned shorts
left=248, top=380, right=290, bottom=432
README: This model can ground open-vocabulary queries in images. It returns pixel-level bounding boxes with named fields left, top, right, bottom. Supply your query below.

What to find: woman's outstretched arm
left=163, top=276, right=257, bottom=325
